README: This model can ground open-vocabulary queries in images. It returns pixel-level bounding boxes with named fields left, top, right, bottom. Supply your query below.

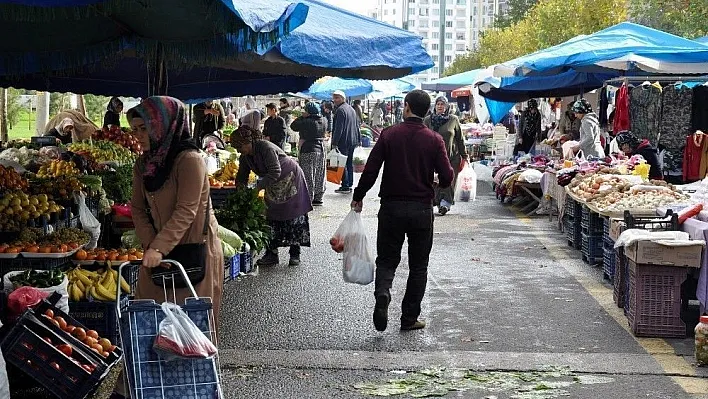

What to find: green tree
left=6, top=88, right=22, bottom=130
left=49, top=92, right=69, bottom=116
left=493, top=0, right=539, bottom=29
left=444, top=51, right=483, bottom=77
left=83, top=94, right=109, bottom=123
left=629, top=0, right=708, bottom=39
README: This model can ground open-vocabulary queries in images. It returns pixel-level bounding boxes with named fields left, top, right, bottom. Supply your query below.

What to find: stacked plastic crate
left=602, top=218, right=616, bottom=281
left=580, top=205, right=603, bottom=265
left=563, top=198, right=581, bottom=249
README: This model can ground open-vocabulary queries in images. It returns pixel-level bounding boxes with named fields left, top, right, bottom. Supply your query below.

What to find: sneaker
left=288, top=257, right=300, bottom=266
left=400, top=320, right=426, bottom=331
left=256, top=252, right=279, bottom=267
left=438, top=205, right=449, bottom=216
left=335, top=187, right=352, bottom=194
left=373, top=295, right=390, bottom=332
left=312, top=200, right=323, bottom=206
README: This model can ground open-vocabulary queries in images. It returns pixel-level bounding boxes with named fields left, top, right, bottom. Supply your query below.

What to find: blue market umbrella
left=697, top=36, right=708, bottom=45
left=0, top=0, right=309, bottom=94
left=302, top=77, right=373, bottom=100
left=494, top=22, right=708, bottom=77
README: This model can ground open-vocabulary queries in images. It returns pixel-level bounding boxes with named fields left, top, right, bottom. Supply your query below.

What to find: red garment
left=683, top=134, right=704, bottom=182
left=613, top=84, right=630, bottom=133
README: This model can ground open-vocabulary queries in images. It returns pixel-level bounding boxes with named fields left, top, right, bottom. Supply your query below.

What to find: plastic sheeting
left=697, top=36, right=708, bottom=45
left=302, top=77, right=416, bottom=101
left=421, top=69, right=483, bottom=91
left=494, top=22, right=708, bottom=78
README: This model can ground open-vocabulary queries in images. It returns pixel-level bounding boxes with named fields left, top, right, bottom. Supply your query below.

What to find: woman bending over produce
left=127, top=96, right=223, bottom=321
left=615, top=130, right=663, bottom=180
left=231, top=126, right=312, bottom=267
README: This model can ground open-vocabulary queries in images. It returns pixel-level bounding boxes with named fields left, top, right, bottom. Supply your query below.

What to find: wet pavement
left=218, top=174, right=708, bottom=399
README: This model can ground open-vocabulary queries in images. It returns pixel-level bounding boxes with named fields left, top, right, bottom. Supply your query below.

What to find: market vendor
left=43, top=109, right=98, bottom=142
left=558, top=102, right=581, bottom=142
left=103, top=96, right=123, bottom=128
left=230, top=126, right=312, bottom=267
left=45, top=117, right=75, bottom=145
left=615, top=130, right=663, bottom=180
left=192, top=100, right=225, bottom=144
left=570, top=99, right=605, bottom=159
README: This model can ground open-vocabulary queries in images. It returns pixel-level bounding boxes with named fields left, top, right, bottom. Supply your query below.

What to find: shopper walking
left=231, top=126, right=312, bottom=267
left=263, top=103, right=288, bottom=149
left=128, top=96, right=224, bottom=321
left=291, top=102, right=327, bottom=206
left=331, top=90, right=361, bottom=194
left=514, top=99, right=541, bottom=156
left=351, top=90, right=454, bottom=332
left=424, top=96, right=468, bottom=216
left=353, top=99, right=364, bottom=125
left=370, top=100, right=384, bottom=127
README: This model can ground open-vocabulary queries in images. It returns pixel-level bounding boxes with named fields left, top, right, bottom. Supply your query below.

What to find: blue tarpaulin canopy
left=697, top=36, right=708, bottom=44
left=0, top=58, right=317, bottom=102
left=421, top=69, right=483, bottom=91
left=0, top=0, right=309, bottom=76
left=302, top=77, right=416, bottom=100
left=477, top=70, right=617, bottom=102
left=494, top=22, right=708, bottom=77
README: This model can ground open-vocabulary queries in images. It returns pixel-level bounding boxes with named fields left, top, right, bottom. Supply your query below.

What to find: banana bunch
left=213, top=160, right=238, bottom=182
left=67, top=265, right=131, bottom=302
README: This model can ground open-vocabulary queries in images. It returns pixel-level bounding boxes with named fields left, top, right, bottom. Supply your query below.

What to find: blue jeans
left=339, top=145, right=356, bottom=189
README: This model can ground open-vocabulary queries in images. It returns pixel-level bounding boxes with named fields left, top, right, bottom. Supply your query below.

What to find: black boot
left=257, top=249, right=279, bottom=266
left=288, top=245, right=301, bottom=266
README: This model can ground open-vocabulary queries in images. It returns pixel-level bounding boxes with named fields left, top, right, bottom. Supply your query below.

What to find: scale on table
left=30, top=135, right=58, bottom=147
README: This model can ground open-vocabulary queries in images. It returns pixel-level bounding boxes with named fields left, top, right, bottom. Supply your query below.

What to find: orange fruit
left=86, top=254, right=96, bottom=261
left=75, top=250, right=88, bottom=260
left=86, top=330, right=99, bottom=340
left=54, top=316, right=67, bottom=330
left=117, top=254, right=129, bottom=261
left=72, top=327, right=86, bottom=341
left=108, top=253, right=118, bottom=261
left=39, top=246, right=52, bottom=254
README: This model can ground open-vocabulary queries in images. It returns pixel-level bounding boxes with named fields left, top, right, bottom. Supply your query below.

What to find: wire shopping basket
left=116, top=260, right=222, bottom=399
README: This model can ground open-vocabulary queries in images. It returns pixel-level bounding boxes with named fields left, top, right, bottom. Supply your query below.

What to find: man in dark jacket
left=351, top=89, right=454, bottom=332
left=331, top=90, right=361, bottom=193
left=263, top=103, right=287, bottom=149
left=321, top=101, right=334, bottom=133
left=615, top=130, right=663, bottom=180
left=193, top=100, right=225, bottom=144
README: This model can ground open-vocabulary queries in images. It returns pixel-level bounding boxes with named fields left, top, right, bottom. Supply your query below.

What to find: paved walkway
left=217, top=175, right=708, bottom=398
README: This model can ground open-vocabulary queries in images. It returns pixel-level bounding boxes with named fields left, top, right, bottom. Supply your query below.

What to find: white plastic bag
left=74, top=191, right=101, bottom=249
left=3, top=271, right=69, bottom=314
left=331, top=211, right=374, bottom=285
left=153, top=302, right=217, bottom=361
left=327, top=148, right=348, bottom=168
left=0, top=319, right=8, bottom=399
left=454, top=163, right=477, bottom=202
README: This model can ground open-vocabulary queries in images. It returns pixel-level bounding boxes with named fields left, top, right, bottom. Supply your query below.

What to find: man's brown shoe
left=400, top=320, right=426, bottom=331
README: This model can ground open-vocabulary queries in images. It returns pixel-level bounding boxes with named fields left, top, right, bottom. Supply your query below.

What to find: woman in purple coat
left=231, top=126, right=313, bottom=267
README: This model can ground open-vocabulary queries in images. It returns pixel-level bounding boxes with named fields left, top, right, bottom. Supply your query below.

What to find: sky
left=322, top=0, right=377, bottom=15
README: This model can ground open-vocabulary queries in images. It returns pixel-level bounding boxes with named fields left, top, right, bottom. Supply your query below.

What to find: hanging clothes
left=613, top=84, right=630, bottom=133
left=659, top=85, right=694, bottom=150
left=692, top=86, right=708, bottom=133
left=682, top=133, right=708, bottom=182
left=630, top=84, right=662, bottom=144
left=598, top=86, right=609, bottom=129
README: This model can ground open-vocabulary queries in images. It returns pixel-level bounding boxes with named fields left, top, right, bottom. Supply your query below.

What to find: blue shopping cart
left=116, top=260, right=222, bottom=399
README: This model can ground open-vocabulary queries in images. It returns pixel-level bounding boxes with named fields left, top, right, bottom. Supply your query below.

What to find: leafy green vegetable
left=96, top=164, right=133, bottom=204
left=215, top=187, right=270, bottom=253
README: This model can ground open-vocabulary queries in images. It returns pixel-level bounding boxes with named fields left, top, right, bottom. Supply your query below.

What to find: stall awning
left=451, top=86, right=472, bottom=98
left=697, top=36, right=708, bottom=45
left=494, top=22, right=708, bottom=77
left=421, top=69, right=483, bottom=92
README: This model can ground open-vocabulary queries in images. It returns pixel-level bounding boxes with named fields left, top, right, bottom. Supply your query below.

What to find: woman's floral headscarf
left=127, top=96, right=198, bottom=192
left=230, top=125, right=263, bottom=148
left=430, top=96, right=451, bottom=132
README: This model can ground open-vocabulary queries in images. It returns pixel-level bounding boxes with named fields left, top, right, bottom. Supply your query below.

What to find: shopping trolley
left=116, top=260, right=222, bottom=399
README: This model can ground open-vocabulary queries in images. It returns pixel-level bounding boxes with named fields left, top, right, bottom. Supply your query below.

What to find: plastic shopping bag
left=454, top=163, right=477, bottom=202
left=326, top=148, right=348, bottom=185
left=74, top=191, right=101, bottom=249
left=153, top=302, right=218, bottom=361
left=330, top=210, right=375, bottom=285
left=0, top=320, right=8, bottom=399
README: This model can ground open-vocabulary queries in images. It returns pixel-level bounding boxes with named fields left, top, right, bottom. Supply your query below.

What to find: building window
left=433, top=8, right=439, bottom=15
left=473, top=6, right=477, bottom=15
left=456, top=43, right=465, bottom=51
left=457, top=9, right=466, bottom=17
left=420, top=20, right=429, bottom=27
left=431, top=43, right=439, bottom=50
left=445, top=44, right=452, bottom=51
left=409, top=0, right=415, bottom=2
left=419, top=8, right=428, bottom=16
left=445, top=55, right=452, bottom=62
left=456, top=0, right=466, bottom=4
left=384, top=10, right=388, bottom=15
left=433, top=0, right=439, bottom=4
left=445, top=21, right=452, bottom=27
left=420, top=0, right=428, bottom=4
left=472, top=18, right=476, bottom=28
left=409, top=20, right=416, bottom=27
left=409, top=7, right=415, bottom=14
left=456, top=20, right=465, bottom=28
left=432, top=55, right=439, bottom=62
left=433, top=20, right=440, bottom=27
left=432, top=32, right=439, bottom=39
left=392, top=8, right=396, bottom=14
left=446, top=9, right=453, bottom=16
left=445, top=32, right=452, bottom=39
left=432, top=67, right=439, bottom=74
left=456, top=32, right=465, bottom=40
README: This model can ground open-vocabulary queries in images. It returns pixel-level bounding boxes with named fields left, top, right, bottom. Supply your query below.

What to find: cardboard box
left=625, top=240, right=703, bottom=268
left=609, top=218, right=625, bottom=242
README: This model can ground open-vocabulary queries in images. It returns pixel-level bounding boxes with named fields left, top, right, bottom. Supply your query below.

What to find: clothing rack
left=604, top=75, right=708, bottom=85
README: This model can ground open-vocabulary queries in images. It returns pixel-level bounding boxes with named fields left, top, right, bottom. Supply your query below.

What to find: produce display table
left=541, top=171, right=566, bottom=227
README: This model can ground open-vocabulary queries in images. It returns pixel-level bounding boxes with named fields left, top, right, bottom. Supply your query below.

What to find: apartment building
left=470, top=0, right=508, bottom=49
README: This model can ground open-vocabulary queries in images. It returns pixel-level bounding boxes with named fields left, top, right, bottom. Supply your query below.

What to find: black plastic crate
left=69, top=296, right=128, bottom=345
left=603, top=247, right=616, bottom=281
left=0, top=256, right=71, bottom=277
left=624, top=210, right=678, bottom=231
left=564, top=198, right=582, bottom=218
left=581, top=231, right=603, bottom=264
left=210, top=187, right=237, bottom=208
left=564, top=219, right=581, bottom=249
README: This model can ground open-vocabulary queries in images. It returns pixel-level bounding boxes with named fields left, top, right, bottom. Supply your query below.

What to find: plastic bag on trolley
left=454, top=163, right=477, bottom=202
left=153, top=302, right=217, bottom=361
left=330, top=210, right=374, bottom=285
left=73, top=191, right=100, bottom=249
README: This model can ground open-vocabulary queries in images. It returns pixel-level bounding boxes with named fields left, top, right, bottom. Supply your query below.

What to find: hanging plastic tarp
left=421, top=69, right=483, bottom=91
left=0, top=0, right=309, bottom=76
left=369, top=78, right=417, bottom=99
left=484, top=98, right=516, bottom=124
left=494, top=22, right=708, bottom=77
left=302, top=77, right=373, bottom=100
left=696, top=36, right=708, bottom=44
left=477, top=70, right=617, bottom=102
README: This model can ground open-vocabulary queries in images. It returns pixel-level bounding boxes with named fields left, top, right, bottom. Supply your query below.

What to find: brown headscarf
left=230, top=125, right=263, bottom=147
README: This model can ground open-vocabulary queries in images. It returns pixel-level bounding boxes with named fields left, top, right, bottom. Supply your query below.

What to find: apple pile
left=92, top=126, right=142, bottom=154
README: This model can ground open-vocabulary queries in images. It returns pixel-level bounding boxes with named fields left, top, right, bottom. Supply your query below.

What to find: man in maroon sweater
left=351, top=90, right=454, bottom=332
